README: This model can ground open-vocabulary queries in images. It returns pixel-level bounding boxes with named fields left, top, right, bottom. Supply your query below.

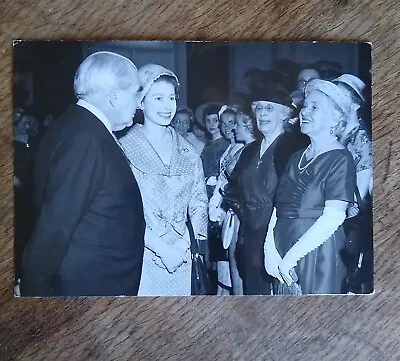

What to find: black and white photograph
left=12, top=40, right=373, bottom=297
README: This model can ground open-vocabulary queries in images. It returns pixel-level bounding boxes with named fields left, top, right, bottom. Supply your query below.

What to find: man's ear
left=109, top=88, right=119, bottom=108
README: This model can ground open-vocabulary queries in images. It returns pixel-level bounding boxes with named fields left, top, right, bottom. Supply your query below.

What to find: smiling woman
left=223, top=76, right=308, bottom=295
left=264, top=79, right=358, bottom=294
left=119, top=64, right=208, bottom=296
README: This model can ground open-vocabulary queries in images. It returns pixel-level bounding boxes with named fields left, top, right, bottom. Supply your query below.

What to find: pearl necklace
left=298, top=145, right=341, bottom=172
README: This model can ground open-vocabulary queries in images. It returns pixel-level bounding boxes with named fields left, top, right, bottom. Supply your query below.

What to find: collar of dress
left=124, top=124, right=197, bottom=176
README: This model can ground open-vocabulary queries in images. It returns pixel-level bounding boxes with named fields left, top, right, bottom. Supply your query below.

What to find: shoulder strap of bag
left=186, top=219, right=199, bottom=256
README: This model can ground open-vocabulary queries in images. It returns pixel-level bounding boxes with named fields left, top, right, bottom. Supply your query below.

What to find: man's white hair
left=74, top=51, right=137, bottom=99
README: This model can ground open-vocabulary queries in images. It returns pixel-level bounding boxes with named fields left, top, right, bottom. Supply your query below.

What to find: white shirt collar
left=77, top=99, right=115, bottom=138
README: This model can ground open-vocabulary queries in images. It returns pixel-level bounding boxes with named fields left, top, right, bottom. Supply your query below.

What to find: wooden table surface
left=1, top=1, right=399, bottom=360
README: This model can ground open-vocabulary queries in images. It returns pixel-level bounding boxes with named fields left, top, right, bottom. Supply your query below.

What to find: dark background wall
left=13, top=41, right=370, bottom=129
left=13, top=41, right=83, bottom=119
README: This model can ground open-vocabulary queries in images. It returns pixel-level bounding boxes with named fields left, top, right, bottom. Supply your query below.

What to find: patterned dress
left=342, top=123, right=373, bottom=293
left=211, top=143, right=244, bottom=289
left=343, top=125, right=372, bottom=173
left=120, top=125, right=208, bottom=296
left=200, top=137, right=230, bottom=199
left=343, top=124, right=373, bottom=217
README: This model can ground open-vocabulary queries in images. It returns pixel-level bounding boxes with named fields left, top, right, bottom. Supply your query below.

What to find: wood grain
left=1, top=1, right=400, bottom=360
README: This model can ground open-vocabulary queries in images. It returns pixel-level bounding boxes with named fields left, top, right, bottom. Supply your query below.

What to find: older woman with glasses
left=224, top=80, right=306, bottom=295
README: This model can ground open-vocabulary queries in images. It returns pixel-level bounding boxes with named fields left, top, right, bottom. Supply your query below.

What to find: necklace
left=298, top=146, right=319, bottom=172
left=298, top=145, right=342, bottom=172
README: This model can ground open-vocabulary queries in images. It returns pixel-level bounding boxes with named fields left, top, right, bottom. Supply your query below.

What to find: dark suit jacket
left=21, top=104, right=145, bottom=296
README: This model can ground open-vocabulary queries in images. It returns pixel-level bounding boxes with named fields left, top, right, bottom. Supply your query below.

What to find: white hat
left=305, top=79, right=352, bottom=114
left=137, top=63, right=179, bottom=104
left=332, top=74, right=366, bottom=102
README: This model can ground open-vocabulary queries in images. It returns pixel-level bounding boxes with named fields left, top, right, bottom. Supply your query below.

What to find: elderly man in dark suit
left=20, top=51, right=145, bottom=296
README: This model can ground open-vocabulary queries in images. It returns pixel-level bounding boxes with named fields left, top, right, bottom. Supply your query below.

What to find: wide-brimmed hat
left=137, top=63, right=179, bottom=104
left=305, top=79, right=352, bottom=114
left=332, top=74, right=366, bottom=102
left=194, top=101, right=224, bottom=128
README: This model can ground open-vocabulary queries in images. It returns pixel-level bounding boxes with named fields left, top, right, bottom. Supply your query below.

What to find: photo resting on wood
left=12, top=40, right=373, bottom=297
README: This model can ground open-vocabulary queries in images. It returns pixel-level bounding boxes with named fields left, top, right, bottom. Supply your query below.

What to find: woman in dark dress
left=224, top=81, right=307, bottom=295
left=199, top=104, right=229, bottom=290
left=264, top=79, right=357, bottom=294
left=200, top=104, right=230, bottom=199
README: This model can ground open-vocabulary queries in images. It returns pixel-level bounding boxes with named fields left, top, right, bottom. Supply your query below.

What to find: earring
left=330, top=129, right=334, bottom=135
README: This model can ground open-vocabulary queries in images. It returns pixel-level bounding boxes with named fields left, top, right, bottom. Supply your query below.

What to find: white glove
left=264, top=209, right=284, bottom=283
left=279, top=206, right=346, bottom=277
left=206, top=176, right=218, bottom=186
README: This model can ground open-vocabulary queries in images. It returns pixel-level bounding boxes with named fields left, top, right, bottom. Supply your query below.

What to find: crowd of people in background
left=14, top=51, right=373, bottom=296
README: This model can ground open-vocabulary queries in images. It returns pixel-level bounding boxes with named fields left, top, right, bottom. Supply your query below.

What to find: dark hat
left=249, top=70, right=294, bottom=108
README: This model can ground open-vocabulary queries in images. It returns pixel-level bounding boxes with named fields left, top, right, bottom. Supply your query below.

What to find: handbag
left=275, top=269, right=302, bottom=295
left=187, top=220, right=211, bottom=295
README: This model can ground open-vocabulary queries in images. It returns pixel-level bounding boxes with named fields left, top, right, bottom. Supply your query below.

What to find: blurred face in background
left=204, top=113, right=220, bottom=137
left=14, top=108, right=24, bottom=125
left=14, top=114, right=39, bottom=138
left=234, top=114, right=251, bottom=142
left=220, top=112, right=236, bottom=141
left=171, top=111, right=191, bottom=136
left=192, top=123, right=205, bottom=138
left=297, top=69, right=320, bottom=92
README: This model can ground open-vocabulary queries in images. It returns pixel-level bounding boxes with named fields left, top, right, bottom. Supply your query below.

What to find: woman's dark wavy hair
left=203, top=104, right=221, bottom=121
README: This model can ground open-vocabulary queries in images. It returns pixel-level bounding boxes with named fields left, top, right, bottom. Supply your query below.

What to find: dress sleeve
left=353, top=129, right=373, bottom=172
left=324, top=151, right=357, bottom=203
left=221, top=149, right=246, bottom=217
left=188, top=156, right=209, bottom=240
